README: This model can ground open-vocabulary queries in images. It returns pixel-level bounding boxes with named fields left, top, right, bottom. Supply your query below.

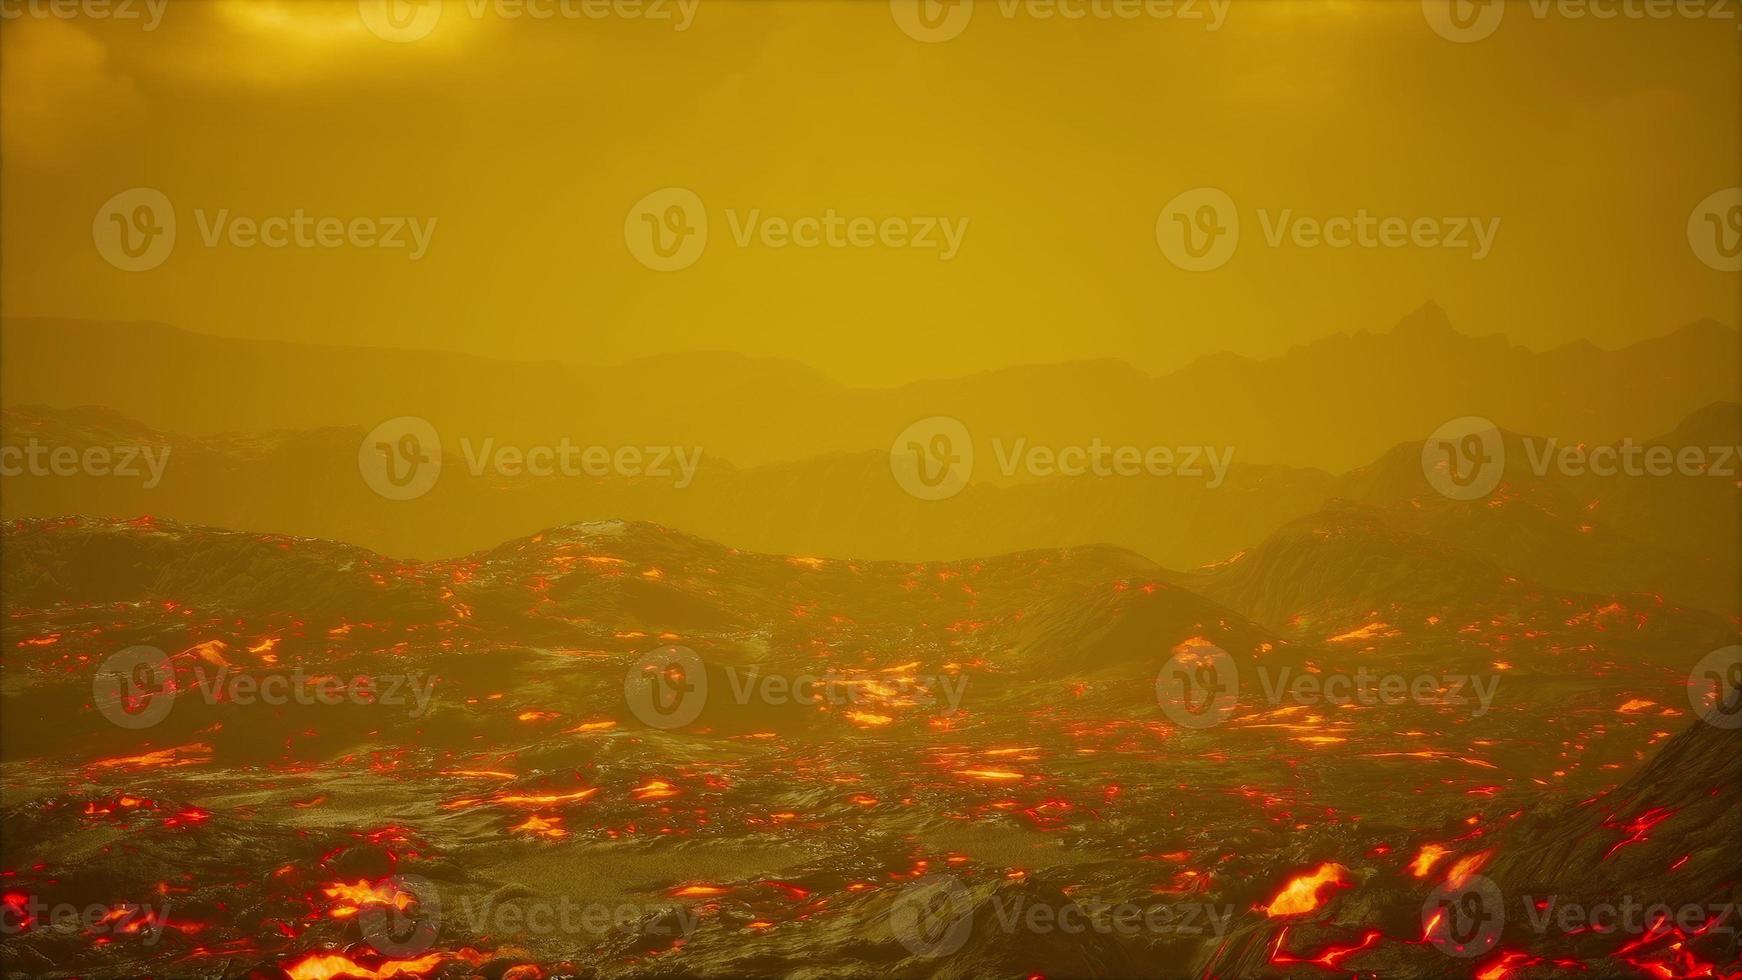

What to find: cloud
left=0, top=18, right=143, bottom=168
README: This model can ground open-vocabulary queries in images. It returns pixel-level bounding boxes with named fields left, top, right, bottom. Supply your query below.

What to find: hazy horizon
left=5, top=300, right=1738, bottom=384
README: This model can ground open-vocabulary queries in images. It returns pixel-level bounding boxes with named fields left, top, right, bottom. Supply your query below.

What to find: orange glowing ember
left=1445, top=849, right=1493, bottom=886
left=496, top=788, right=599, bottom=806
left=632, top=779, right=681, bottom=801
left=1325, top=621, right=1398, bottom=643
left=954, top=769, right=1024, bottom=782
left=1263, top=863, right=1350, bottom=917
left=284, top=953, right=446, bottom=980
left=180, top=639, right=232, bottom=666
left=511, top=814, right=568, bottom=839
left=322, top=879, right=415, bottom=919
left=670, top=884, right=730, bottom=897
left=1410, top=844, right=1450, bottom=878
left=441, top=769, right=517, bottom=780
left=86, top=743, right=213, bottom=771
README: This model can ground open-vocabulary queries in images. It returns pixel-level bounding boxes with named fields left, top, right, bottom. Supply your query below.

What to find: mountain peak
left=1389, top=301, right=1459, bottom=341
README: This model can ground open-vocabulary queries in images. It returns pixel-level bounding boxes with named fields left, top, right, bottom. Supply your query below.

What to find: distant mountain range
left=0, top=402, right=1332, bottom=569
left=4, top=304, right=1736, bottom=472
left=4, top=401, right=1736, bottom=617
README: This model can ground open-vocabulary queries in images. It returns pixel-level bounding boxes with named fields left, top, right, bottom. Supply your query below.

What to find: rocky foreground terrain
left=0, top=517, right=1736, bottom=978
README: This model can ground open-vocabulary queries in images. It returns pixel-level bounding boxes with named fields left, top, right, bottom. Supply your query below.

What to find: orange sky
left=2, top=0, right=1737, bottom=384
